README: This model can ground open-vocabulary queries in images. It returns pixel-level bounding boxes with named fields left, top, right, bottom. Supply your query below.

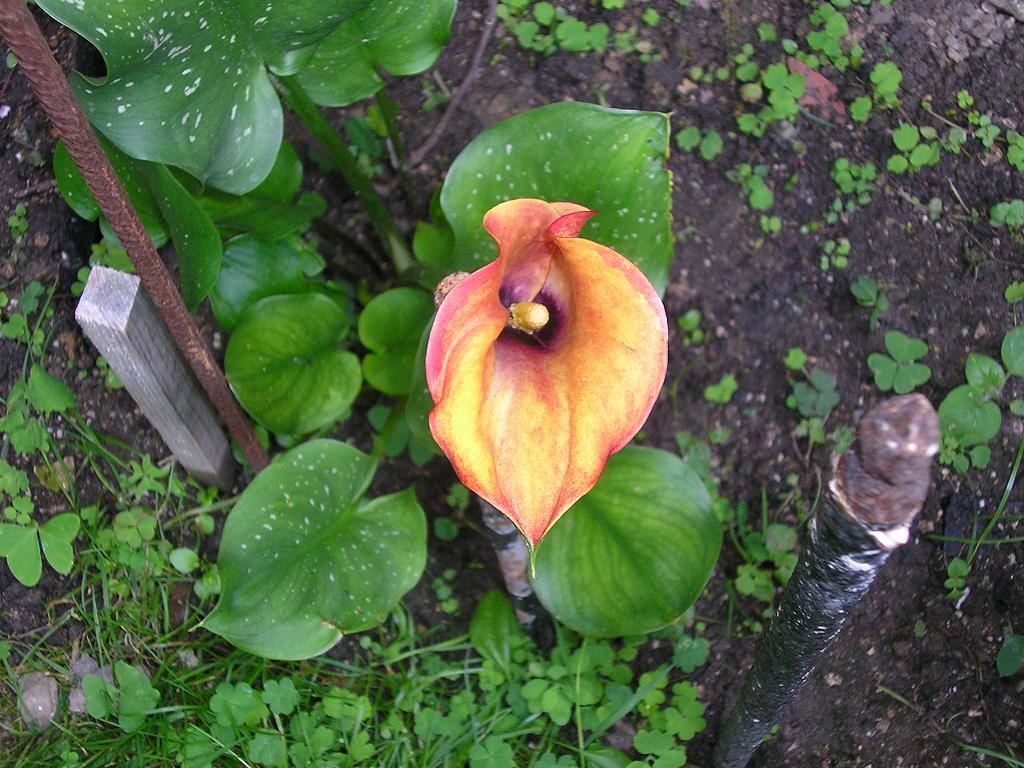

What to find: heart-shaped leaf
left=939, top=384, right=1001, bottom=446
left=211, top=235, right=325, bottom=331
left=892, top=362, right=931, bottom=394
left=530, top=447, right=721, bottom=637
left=35, top=0, right=378, bottom=193
left=0, top=524, right=41, bottom=587
left=39, top=513, right=80, bottom=575
left=884, top=330, right=928, bottom=362
left=225, top=293, right=360, bottom=436
left=295, top=0, right=456, bottom=106
left=358, top=288, right=436, bottom=395
left=437, top=102, right=673, bottom=293
left=204, top=440, right=427, bottom=659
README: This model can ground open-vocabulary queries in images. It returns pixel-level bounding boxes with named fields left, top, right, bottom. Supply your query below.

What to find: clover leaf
left=868, top=331, right=931, bottom=394
left=0, top=513, right=80, bottom=587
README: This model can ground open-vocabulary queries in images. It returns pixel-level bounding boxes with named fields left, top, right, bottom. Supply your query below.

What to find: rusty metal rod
left=0, top=1, right=268, bottom=474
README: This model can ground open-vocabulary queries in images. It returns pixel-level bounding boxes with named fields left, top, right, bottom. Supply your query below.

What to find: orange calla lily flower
left=426, top=199, right=669, bottom=549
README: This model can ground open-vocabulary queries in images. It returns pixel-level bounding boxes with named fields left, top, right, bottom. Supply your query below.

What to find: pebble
left=18, top=672, right=58, bottom=728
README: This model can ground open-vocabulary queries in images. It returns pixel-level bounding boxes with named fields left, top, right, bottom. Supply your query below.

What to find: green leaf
left=358, top=288, right=436, bottom=396
left=169, top=547, right=201, bottom=574
left=1005, top=282, right=1024, bottom=304
left=892, top=362, right=931, bottom=394
left=114, top=661, right=160, bottom=732
left=0, top=524, right=41, bottom=587
left=469, top=591, right=521, bottom=674
left=142, top=164, right=222, bottom=310
left=531, top=447, right=721, bottom=637
left=439, top=102, right=673, bottom=294
left=997, top=634, right=1024, bottom=677
left=868, top=363, right=908, bottom=398
left=674, top=126, right=701, bottom=152
left=892, top=124, right=920, bottom=151
left=261, top=678, right=299, bottom=715
left=294, top=0, right=456, bottom=106
left=672, top=635, right=709, bottom=673
left=193, top=142, right=326, bottom=238
left=939, top=385, right=1001, bottom=447
left=82, top=675, right=116, bottom=720
left=747, top=182, right=774, bottom=211
left=247, top=733, right=287, bottom=767
left=225, top=293, right=361, bottom=436
left=784, top=347, right=807, bottom=371
left=886, top=154, right=909, bottom=174
left=884, top=331, right=927, bottom=362
left=1001, top=327, right=1024, bottom=377
left=965, top=353, right=1005, bottom=393
left=204, top=440, right=427, bottom=659
left=211, top=235, right=325, bottom=331
left=27, top=365, right=75, bottom=415
left=53, top=138, right=168, bottom=245
left=36, top=0, right=375, bottom=193
left=404, top=322, right=441, bottom=456
left=39, top=514, right=80, bottom=575
left=699, top=131, right=724, bottom=162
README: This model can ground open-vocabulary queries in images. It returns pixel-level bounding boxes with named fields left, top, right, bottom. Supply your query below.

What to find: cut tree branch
left=713, top=394, right=939, bottom=768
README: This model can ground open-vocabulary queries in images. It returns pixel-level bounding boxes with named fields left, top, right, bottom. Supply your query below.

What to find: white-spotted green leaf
left=35, top=0, right=373, bottom=193
left=203, top=440, right=427, bottom=659
left=531, top=447, right=721, bottom=637
left=438, top=102, right=673, bottom=294
left=295, top=0, right=456, bottom=106
left=211, top=235, right=325, bottom=331
left=225, top=293, right=360, bottom=436
left=358, top=288, right=436, bottom=396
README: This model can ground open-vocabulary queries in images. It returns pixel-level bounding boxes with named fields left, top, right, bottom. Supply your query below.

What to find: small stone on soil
left=18, top=672, right=58, bottom=728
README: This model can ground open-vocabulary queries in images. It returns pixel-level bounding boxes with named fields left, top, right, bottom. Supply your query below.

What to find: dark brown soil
left=3, top=1, right=1024, bottom=766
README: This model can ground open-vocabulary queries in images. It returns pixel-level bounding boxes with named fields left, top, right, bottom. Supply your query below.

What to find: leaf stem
left=275, top=75, right=414, bottom=275
left=967, top=432, right=1024, bottom=565
left=370, top=398, right=408, bottom=465
left=375, top=89, right=420, bottom=214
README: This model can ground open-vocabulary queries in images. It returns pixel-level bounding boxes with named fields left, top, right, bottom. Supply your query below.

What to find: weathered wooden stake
left=76, top=267, right=235, bottom=491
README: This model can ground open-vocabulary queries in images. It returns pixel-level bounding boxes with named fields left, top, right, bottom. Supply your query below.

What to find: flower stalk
left=713, top=394, right=939, bottom=768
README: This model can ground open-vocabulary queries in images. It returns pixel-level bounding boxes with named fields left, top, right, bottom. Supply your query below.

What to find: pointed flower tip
left=427, top=198, right=668, bottom=548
